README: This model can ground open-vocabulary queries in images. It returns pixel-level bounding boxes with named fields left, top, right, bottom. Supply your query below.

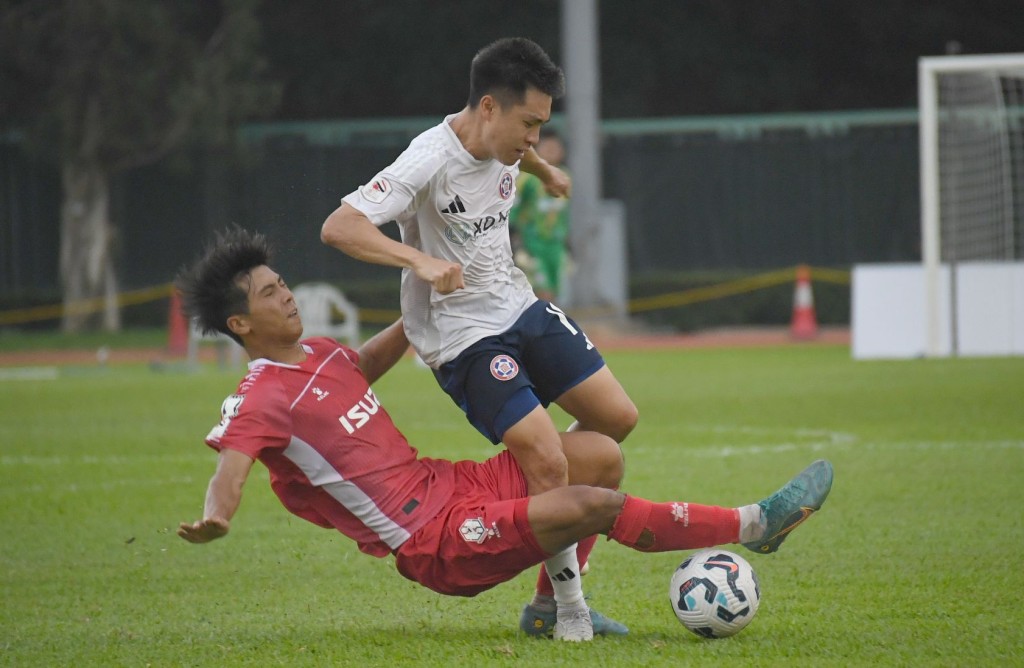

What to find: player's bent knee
left=598, top=439, right=625, bottom=489
left=607, top=402, right=639, bottom=442
left=564, top=431, right=623, bottom=489
left=525, top=452, right=568, bottom=492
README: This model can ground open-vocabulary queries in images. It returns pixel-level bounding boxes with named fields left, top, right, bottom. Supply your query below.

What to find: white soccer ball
left=669, top=549, right=761, bottom=638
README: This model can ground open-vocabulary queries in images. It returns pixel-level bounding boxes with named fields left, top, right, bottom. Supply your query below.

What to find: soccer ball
left=669, top=549, right=761, bottom=638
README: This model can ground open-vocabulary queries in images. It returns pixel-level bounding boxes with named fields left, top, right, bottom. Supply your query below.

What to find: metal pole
left=919, top=58, right=942, bottom=357
left=561, top=0, right=602, bottom=308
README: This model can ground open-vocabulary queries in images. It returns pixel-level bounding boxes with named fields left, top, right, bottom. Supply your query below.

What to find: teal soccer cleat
left=520, top=603, right=629, bottom=638
left=742, top=459, right=834, bottom=554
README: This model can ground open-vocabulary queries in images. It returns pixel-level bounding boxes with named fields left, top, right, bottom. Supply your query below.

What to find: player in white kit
left=321, top=38, right=638, bottom=641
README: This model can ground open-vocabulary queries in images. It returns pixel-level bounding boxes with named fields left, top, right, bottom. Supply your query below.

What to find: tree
left=0, top=0, right=278, bottom=331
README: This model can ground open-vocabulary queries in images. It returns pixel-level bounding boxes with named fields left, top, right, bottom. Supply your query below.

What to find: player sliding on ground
left=175, top=228, right=835, bottom=642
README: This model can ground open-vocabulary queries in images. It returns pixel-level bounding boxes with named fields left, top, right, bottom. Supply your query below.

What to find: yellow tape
left=627, top=267, right=797, bottom=313
left=0, top=283, right=175, bottom=325
left=0, top=266, right=851, bottom=326
left=806, top=267, right=852, bottom=285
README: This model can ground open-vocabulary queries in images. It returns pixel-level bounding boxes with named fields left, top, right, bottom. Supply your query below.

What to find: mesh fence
left=1, top=111, right=921, bottom=296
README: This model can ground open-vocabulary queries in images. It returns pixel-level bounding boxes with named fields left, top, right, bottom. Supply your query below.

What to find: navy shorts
left=433, top=300, right=605, bottom=444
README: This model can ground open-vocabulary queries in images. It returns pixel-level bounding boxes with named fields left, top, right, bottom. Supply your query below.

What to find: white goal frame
left=919, top=53, right=1024, bottom=357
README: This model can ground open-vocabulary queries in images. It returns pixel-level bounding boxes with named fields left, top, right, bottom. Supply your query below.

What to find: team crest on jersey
left=490, top=354, right=519, bottom=381
left=459, top=517, right=501, bottom=544
left=361, top=176, right=392, bottom=203
left=498, top=172, right=514, bottom=200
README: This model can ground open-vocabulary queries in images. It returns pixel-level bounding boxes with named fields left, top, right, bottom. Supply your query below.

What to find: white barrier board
left=852, top=262, right=1024, bottom=359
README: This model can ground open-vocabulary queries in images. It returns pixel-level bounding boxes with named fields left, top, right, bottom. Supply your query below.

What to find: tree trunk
left=59, top=159, right=120, bottom=333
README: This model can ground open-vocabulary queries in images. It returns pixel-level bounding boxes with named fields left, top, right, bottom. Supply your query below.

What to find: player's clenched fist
left=413, top=255, right=464, bottom=294
left=541, top=164, right=572, bottom=198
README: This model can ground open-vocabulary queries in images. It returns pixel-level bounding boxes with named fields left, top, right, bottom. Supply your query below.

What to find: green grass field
left=2, top=344, right=1022, bottom=666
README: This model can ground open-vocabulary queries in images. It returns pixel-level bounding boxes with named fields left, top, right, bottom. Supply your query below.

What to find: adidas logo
left=551, top=567, right=577, bottom=582
left=441, top=195, right=466, bottom=214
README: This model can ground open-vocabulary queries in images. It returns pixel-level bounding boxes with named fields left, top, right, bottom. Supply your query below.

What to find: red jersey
left=206, top=337, right=456, bottom=557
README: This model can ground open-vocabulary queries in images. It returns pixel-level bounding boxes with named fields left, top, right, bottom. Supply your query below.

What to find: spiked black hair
left=174, top=227, right=273, bottom=346
left=467, top=37, right=565, bottom=109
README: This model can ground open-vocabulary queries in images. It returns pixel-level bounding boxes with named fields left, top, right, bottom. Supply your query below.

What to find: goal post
left=919, top=53, right=1024, bottom=357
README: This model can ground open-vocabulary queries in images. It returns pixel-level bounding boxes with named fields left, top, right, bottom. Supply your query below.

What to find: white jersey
left=342, top=115, right=537, bottom=367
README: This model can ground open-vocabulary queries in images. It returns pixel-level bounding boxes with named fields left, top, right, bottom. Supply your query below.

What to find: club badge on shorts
left=459, top=517, right=501, bottom=544
left=490, top=354, right=519, bottom=381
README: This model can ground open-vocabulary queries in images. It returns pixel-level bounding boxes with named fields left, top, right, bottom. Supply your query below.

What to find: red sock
left=608, top=495, right=739, bottom=552
left=535, top=534, right=599, bottom=597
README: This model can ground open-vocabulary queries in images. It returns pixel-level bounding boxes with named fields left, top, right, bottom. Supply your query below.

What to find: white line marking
left=0, top=475, right=198, bottom=497
left=632, top=424, right=1022, bottom=458
left=0, top=366, right=58, bottom=381
left=0, top=453, right=212, bottom=467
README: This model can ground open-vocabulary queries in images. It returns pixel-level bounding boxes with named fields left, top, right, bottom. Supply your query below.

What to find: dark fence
left=1, top=110, right=921, bottom=301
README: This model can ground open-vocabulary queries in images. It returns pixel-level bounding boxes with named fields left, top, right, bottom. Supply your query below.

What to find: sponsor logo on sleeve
left=361, top=176, right=392, bottom=204
left=208, top=394, right=245, bottom=442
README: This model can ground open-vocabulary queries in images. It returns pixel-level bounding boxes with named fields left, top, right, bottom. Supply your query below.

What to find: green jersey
left=511, top=173, right=570, bottom=251
left=510, top=172, right=571, bottom=295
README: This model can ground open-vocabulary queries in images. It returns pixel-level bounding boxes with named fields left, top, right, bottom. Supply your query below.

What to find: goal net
left=919, top=53, right=1024, bottom=356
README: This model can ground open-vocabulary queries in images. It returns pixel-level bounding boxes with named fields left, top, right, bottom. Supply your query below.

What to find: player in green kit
left=511, top=132, right=571, bottom=302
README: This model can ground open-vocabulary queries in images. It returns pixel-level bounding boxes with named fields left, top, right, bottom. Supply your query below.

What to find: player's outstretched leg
left=742, top=459, right=834, bottom=555
left=520, top=600, right=629, bottom=639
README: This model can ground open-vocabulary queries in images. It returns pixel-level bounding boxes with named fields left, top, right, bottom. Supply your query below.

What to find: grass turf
left=1, top=345, right=1022, bottom=666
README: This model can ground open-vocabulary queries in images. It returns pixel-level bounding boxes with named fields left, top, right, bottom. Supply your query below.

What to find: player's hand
left=412, top=255, right=464, bottom=294
left=541, top=165, right=572, bottom=198
left=177, top=517, right=230, bottom=543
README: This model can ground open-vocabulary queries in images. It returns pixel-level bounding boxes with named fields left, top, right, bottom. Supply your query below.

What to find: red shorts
left=394, top=450, right=549, bottom=597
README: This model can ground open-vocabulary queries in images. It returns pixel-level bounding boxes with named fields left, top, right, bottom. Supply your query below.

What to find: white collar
left=247, top=343, right=313, bottom=370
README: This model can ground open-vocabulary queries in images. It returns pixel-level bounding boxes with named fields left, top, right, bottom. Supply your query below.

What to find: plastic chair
left=291, top=282, right=360, bottom=347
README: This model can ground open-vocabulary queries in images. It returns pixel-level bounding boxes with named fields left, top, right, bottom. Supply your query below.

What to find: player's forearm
left=519, top=147, right=550, bottom=178
left=203, top=450, right=253, bottom=524
left=203, top=470, right=244, bottom=525
left=519, top=148, right=571, bottom=197
left=321, top=205, right=423, bottom=269
left=358, top=318, right=409, bottom=385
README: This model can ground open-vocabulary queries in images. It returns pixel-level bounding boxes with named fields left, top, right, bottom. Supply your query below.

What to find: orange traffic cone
left=167, top=290, right=189, bottom=355
left=790, top=265, right=818, bottom=340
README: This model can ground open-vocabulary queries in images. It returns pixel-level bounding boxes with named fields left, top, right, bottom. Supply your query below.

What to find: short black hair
left=174, top=227, right=273, bottom=346
left=467, top=37, right=565, bottom=109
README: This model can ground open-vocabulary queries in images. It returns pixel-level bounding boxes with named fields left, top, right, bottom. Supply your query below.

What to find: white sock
left=738, top=504, right=766, bottom=543
left=544, top=545, right=586, bottom=611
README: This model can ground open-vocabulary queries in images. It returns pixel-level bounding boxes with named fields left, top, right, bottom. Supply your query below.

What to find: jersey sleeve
left=205, top=380, right=292, bottom=459
left=341, top=132, right=447, bottom=226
